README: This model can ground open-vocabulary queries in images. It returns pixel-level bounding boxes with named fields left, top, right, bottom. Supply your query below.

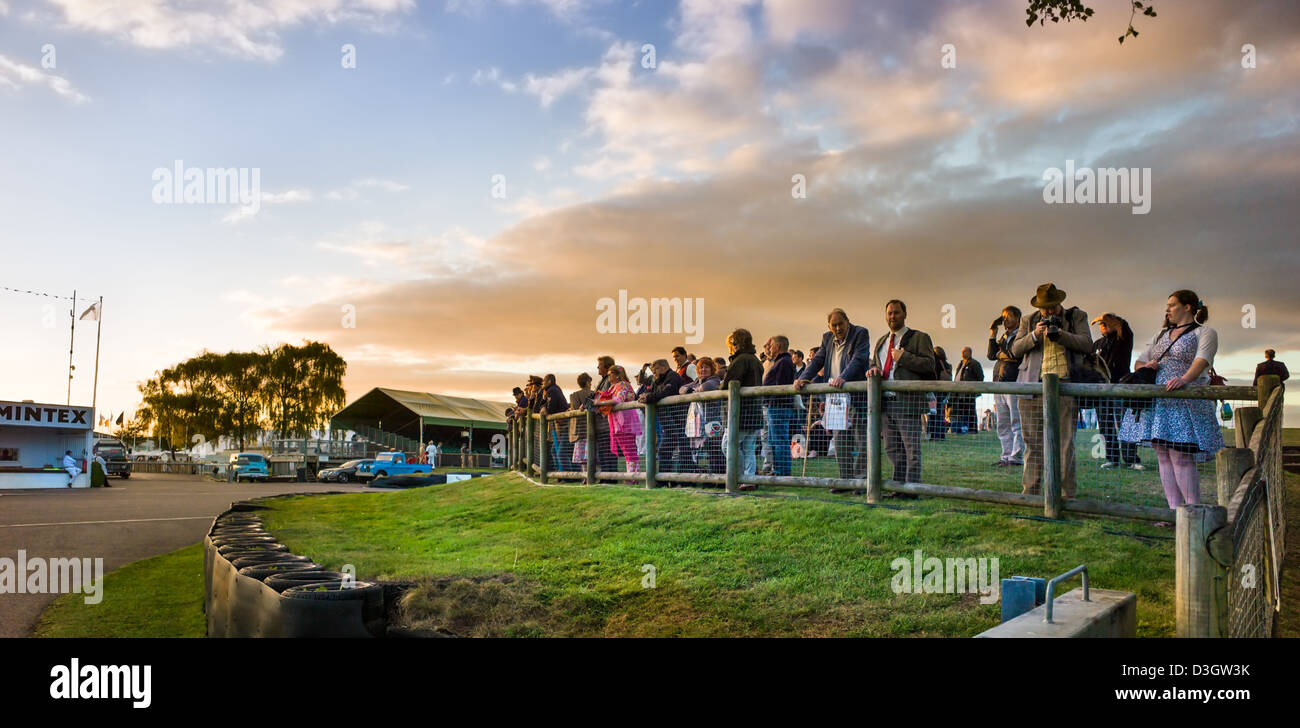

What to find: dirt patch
left=394, top=574, right=549, bottom=637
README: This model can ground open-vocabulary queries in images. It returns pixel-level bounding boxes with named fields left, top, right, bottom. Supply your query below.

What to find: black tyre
left=209, top=532, right=273, bottom=545
left=238, top=562, right=324, bottom=581
left=217, top=542, right=288, bottom=557
left=230, top=553, right=313, bottom=569
left=219, top=547, right=291, bottom=563
left=373, top=471, right=388, bottom=479
left=263, top=571, right=349, bottom=593
left=119, top=472, right=131, bottom=479
left=336, top=472, right=350, bottom=483
left=282, top=581, right=385, bottom=617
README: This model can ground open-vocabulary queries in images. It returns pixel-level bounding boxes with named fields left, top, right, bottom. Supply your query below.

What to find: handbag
left=1116, top=323, right=1195, bottom=419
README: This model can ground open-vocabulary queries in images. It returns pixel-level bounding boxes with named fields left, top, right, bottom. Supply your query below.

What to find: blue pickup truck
left=366, top=451, right=432, bottom=480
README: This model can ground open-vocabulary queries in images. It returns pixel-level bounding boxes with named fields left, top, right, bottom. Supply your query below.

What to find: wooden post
left=1042, top=373, right=1062, bottom=519
left=1215, top=447, right=1253, bottom=506
left=1175, top=503, right=1229, bottom=638
left=866, top=374, right=882, bottom=503
left=1234, top=407, right=1262, bottom=448
left=538, top=414, right=549, bottom=484
left=725, top=379, right=741, bottom=493
left=1257, top=374, right=1281, bottom=411
left=644, top=402, right=658, bottom=489
left=585, top=409, right=598, bottom=485
left=524, top=414, right=534, bottom=476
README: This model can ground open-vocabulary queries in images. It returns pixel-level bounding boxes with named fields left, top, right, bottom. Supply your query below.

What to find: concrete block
left=976, top=587, right=1136, bottom=638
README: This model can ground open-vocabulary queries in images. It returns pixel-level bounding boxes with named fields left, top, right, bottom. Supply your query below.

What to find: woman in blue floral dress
left=1120, top=290, right=1224, bottom=511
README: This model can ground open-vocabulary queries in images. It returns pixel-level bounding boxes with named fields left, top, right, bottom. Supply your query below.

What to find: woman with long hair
left=1119, top=290, right=1224, bottom=517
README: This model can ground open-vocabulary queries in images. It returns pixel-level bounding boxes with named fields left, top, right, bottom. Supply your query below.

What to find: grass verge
left=32, top=543, right=205, bottom=638
left=260, top=472, right=1176, bottom=637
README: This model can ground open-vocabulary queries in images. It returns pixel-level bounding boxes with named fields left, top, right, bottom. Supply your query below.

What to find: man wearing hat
left=1010, top=284, right=1093, bottom=498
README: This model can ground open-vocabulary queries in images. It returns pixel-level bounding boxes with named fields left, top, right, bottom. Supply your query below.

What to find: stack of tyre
left=207, top=511, right=386, bottom=637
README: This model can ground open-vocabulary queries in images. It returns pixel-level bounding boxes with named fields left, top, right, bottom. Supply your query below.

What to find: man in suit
left=867, top=300, right=936, bottom=492
left=794, top=308, right=872, bottom=489
left=1010, top=283, right=1092, bottom=499
left=1254, top=349, right=1289, bottom=388
left=952, top=346, right=984, bottom=434
left=987, top=306, right=1025, bottom=466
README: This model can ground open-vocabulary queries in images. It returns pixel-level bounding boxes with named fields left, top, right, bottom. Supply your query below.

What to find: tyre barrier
left=205, top=501, right=410, bottom=637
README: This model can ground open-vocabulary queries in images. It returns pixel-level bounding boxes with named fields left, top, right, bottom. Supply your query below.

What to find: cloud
left=326, top=178, right=410, bottom=200
left=0, top=53, right=89, bottom=103
left=45, top=0, right=416, bottom=61
left=524, top=65, right=594, bottom=107
left=472, top=66, right=517, bottom=93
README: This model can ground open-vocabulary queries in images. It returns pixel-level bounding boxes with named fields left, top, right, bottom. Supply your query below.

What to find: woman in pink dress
left=595, top=365, right=643, bottom=471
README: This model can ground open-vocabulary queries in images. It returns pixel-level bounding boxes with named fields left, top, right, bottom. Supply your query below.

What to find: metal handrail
left=1044, top=565, right=1090, bottom=624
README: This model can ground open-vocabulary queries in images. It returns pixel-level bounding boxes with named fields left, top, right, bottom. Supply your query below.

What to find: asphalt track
left=0, top=472, right=381, bottom=638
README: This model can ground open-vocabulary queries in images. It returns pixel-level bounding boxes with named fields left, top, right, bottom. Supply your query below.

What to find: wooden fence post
left=585, top=409, right=598, bottom=485
left=1176, top=503, right=1229, bottom=637
left=1257, top=374, right=1281, bottom=411
left=1042, top=373, right=1062, bottom=519
left=538, top=414, right=549, bottom=484
left=1234, top=407, right=1262, bottom=448
left=524, top=414, right=533, bottom=475
left=726, top=380, right=741, bottom=493
left=644, top=402, right=658, bottom=489
left=1215, top=447, right=1253, bottom=506
left=866, top=374, right=883, bottom=503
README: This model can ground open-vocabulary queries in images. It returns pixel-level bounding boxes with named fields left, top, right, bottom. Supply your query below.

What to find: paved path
left=0, top=473, right=381, bottom=638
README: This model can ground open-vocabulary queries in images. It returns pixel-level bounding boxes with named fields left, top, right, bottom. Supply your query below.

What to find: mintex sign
left=0, top=401, right=92, bottom=430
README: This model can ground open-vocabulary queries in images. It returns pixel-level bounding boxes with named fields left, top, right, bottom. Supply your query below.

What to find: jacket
left=800, top=325, right=872, bottom=384
left=1093, top=321, right=1135, bottom=380
left=987, top=329, right=1023, bottom=382
left=1253, top=359, right=1289, bottom=386
left=723, top=346, right=764, bottom=426
left=568, top=389, right=595, bottom=441
left=1010, top=306, right=1093, bottom=383
left=645, top=369, right=686, bottom=405
left=870, top=328, right=937, bottom=381
left=763, top=351, right=796, bottom=407
left=954, top=357, right=984, bottom=382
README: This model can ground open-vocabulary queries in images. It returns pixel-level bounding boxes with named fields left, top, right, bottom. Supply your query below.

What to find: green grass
left=260, top=472, right=1176, bottom=637
left=32, top=543, right=205, bottom=638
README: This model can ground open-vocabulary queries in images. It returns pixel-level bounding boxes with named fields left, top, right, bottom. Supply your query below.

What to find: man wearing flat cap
left=1010, top=283, right=1093, bottom=498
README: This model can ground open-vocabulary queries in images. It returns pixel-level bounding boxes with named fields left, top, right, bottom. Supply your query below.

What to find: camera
left=1041, top=315, right=1064, bottom=341
left=990, top=315, right=1005, bottom=330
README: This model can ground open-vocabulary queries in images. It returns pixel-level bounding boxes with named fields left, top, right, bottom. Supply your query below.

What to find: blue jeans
left=765, top=406, right=794, bottom=476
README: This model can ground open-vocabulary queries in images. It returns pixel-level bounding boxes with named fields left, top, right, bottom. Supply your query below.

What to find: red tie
left=882, top=333, right=896, bottom=379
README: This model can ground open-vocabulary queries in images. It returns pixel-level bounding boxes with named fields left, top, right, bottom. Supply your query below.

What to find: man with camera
left=1010, top=284, right=1092, bottom=498
left=987, top=306, right=1025, bottom=467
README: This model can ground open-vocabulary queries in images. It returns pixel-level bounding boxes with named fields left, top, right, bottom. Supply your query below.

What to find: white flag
left=80, top=302, right=99, bottom=321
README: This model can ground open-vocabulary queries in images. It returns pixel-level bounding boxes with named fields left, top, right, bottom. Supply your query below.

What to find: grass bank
left=260, top=472, right=1176, bottom=637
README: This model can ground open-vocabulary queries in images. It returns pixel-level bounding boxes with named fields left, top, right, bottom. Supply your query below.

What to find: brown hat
left=527, top=375, right=543, bottom=385
left=1089, top=312, right=1114, bottom=326
left=1030, top=283, right=1067, bottom=308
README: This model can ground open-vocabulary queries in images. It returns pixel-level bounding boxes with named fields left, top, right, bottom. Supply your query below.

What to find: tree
left=1025, top=0, right=1157, bottom=44
left=260, top=341, right=348, bottom=437
left=217, top=351, right=264, bottom=451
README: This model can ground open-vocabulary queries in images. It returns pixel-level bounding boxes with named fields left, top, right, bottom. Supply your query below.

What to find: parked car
left=367, top=451, right=431, bottom=480
left=316, top=458, right=374, bottom=483
left=92, top=437, right=133, bottom=479
left=228, top=452, right=270, bottom=482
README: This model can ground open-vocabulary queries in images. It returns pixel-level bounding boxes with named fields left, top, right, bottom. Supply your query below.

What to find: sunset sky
left=1, top=0, right=1297, bottom=425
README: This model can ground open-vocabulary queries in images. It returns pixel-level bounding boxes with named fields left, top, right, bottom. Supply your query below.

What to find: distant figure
left=952, top=346, right=984, bottom=434
left=1254, top=349, right=1289, bottom=388
left=425, top=440, right=439, bottom=467
left=460, top=443, right=469, bottom=467
left=63, top=450, right=81, bottom=484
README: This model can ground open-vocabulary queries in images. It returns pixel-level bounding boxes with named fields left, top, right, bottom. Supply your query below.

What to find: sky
left=1, top=0, right=1297, bottom=426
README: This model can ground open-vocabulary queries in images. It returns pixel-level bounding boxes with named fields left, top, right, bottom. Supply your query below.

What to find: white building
left=0, top=399, right=94, bottom=489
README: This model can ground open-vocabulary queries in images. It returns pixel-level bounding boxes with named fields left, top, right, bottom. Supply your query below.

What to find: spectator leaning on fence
left=952, top=346, right=984, bottom=434
left=1091, top=313, right=1142, bottom=470
left=794, top=308, right=872, bottom=493
left=1254, top=349, right=1289, bottom=388
left=595, top=365, right=642, bottom=472
left=868, top=300, right=936, bottom=494
left=568, top=372, right=596, bottom=465
left=723, top=328, right=763, bottom=490
left=988, top=305, right=1025, bottom=466
left=640, top=358, right=688, bottom=479
left=1119, top=290, right=1224, bottom=515
left=928, top=346, right=952, bottom=440
left=593, top=355, right=618, bottom=475
left=672, top=346, right=697, bottom=382
left=1010, top=283, right=1092, bottom=500
left=681, top=355, right=724, bottom=475
left=541, top=374, right=569, bottom=469
left=762, top=335, right=797, bottom=477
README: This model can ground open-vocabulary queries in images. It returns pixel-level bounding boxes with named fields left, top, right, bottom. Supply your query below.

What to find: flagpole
left=91, top=296, right=103, bottom=418
left=67, top=289, right=76, bottom=405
